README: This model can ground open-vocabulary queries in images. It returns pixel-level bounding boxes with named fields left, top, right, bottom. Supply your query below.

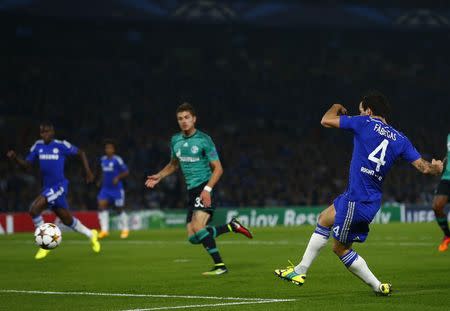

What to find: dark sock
left=206, top=224, right=231, bottom=239
left=200, top=234, right=224, bottom=265
left=436, top=216, right=450, bottom=236
left=194, top=229, right=224, bottom=266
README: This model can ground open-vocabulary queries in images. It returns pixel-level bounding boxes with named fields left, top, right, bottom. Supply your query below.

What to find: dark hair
left=39, top=121, right=54, bottom=128
left=176, top=102, right=196, bottom=116
left=103, top=138, right=116, bottom=147
left=361, top=91, right=391, bottom=120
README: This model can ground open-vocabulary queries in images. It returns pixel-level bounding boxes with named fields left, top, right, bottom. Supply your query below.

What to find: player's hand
left=86, top=170, right=95, bottom=183
left=145, top=174, right=161, bottom=188
left=6, top=150, right=16, bottom=160
left=200, top=190, right=211, bottom=208
left=113, top=177, right=119, bottom=185
left=334, top=104, right=347, bottom=115
left=431, top=159, right=444, bottom=175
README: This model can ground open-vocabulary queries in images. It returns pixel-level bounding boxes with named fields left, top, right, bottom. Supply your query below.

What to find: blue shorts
left=41, top=181, right=69, bottom=209
left=331, top=194, right=381, bottom=244
left=97, top=188, right=125, bottom=207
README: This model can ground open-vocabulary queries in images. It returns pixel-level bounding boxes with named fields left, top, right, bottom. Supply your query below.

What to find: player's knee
left=432, top=198, right=446, bottom=212
left=332, top=244, right=346, bottom=257
left=191, top=223, right=205, bottom=233
left=61, top=216, right=74, bottom=226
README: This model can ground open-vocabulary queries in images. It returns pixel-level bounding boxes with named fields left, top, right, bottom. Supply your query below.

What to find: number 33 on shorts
left=194, top=197, right=204, bottom=208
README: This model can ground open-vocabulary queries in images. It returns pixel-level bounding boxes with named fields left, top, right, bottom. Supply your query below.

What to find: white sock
left=32, top=215, right=44, bottom=228
left=294, top=231, right=330, bottom=275
left=343, top=251, right=381, bottom=291
left=98, top=210, right=109, bottom=232
left=119, top=211, right=129, bottom=231
left=70, top=218, right=93, bottom=239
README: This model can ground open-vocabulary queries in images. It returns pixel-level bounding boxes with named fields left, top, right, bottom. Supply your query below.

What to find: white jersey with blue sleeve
left=339, top=115, right=421, bottom=202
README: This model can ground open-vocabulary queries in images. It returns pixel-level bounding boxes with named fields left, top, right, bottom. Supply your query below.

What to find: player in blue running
left=6, top=121, right=101, bottom=259
left=97, top=139, right=130, bottom=239
left=274, top=92, right=443, bottom=295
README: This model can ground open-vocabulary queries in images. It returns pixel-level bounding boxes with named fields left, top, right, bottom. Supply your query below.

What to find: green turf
left=0, top=223, right=449, bottom=311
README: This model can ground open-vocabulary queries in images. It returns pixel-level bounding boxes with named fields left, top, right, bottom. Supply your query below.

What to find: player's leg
left=187, top=210, right=227, bottom=275
left=97, top=188, right=110, bottom=239
left=29, top=195, right=50, bottom=260
left=116, top=190, right=129, bottom=239
left=274, top=202, right=335, bottom=286
left=432, top=183, right=450, bottom=251
left=332, top=200, right=391, bottom=295
left=97, top=199, right=110, bottom=239
left=29, top=195, right=47, bottom=229
left=204, top=217, right=253, bottom=240
left=333, top=239, right=391, bottom=295
left=54, top=207, right=100, bottom=253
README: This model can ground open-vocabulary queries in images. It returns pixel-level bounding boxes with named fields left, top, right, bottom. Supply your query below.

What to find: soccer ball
left=34, top=223, right=62, bottom=249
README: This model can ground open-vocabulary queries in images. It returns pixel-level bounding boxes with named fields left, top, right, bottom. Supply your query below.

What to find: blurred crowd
left=1, top=28, right=448, bottom=211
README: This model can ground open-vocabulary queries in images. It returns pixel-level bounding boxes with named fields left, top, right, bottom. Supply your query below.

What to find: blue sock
left=314, top=224, right=331, bottom=238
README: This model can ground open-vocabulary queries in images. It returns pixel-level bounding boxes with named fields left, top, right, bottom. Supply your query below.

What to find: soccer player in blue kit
left=6, top=122, right=101, bottom=259
left=97, top=139, right=130, bottom=239
left=274, top=92, right=443, bottom=295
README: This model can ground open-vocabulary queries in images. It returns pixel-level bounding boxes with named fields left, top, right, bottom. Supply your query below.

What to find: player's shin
left=70, top=217, right=93, bottom=238
left=294, top=224, right=330, bottom=275
left=119, top=211, right=129, bottom=231
left=205, top=224, right=230, bottom=239
left=193, top=228, right=225, bottom=267
left=340, top=250, right=381, bottom=292
left=98, top=210, right=109, bottom=233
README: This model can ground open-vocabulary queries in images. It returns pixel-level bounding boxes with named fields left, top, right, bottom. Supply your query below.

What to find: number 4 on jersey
left=368, top=139, right=389, bottom=172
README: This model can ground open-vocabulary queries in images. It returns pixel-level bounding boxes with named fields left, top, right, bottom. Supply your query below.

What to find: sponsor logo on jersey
left=178, top=156, right=200, bottom=162
left=39, top=154, right=59, bottom=160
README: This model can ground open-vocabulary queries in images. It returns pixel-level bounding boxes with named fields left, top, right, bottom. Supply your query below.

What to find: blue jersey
left=340, top=115, right=421, bottom=202
left=26, top=139, right=79, bottom=188
left=100, top=155, right=128, bottom=190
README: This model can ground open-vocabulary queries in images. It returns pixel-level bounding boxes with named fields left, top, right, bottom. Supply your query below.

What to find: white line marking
left=122, top=300, right=294, bottom=311
left=0, top=289, right=294, bottom=302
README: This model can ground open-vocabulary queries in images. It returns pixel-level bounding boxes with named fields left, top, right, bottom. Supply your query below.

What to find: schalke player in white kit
left=274, top=92, right=443, bottom=295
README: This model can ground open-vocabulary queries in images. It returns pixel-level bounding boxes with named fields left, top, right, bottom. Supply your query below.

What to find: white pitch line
left=122, top=300, right=294, bottom=311
left=0, top=289, right=294, bottom=302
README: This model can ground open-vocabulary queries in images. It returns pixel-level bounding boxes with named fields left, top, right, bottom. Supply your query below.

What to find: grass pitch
left=0, top=223, right=449, bottom=311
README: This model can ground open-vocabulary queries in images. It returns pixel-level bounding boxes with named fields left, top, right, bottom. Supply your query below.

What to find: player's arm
left=145, top=157, right=179, bottom=189
left=320, top=104, right=348, bottom=128
left=6, top=150, right=32, bottom=170
left=113, top=170, right=129, bottom=185
left=200, top=160, right=223, bottom=208
left=77, top=149, right=95, bottom=183
left=411, top=158, right=443, bottom=176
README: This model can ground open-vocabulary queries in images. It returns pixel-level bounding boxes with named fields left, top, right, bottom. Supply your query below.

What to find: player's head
left=103, top=139, right=116, bottom=156
left=39, top=121, right=55, bottom=143
left=359, top=91, right=391, bottom=121
left=176, top=102, right=197, bottom=132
